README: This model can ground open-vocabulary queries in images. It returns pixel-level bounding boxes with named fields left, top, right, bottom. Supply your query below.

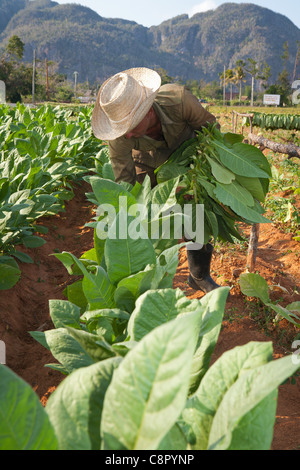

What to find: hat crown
left=100, top=72, right=143, bottom=124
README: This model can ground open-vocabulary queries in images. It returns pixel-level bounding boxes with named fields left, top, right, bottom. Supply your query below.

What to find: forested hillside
left=0, top=0, right=299, bottom=84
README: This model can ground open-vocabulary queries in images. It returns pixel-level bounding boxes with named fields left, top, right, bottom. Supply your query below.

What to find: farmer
left=91, top=67, right=221, bottom=294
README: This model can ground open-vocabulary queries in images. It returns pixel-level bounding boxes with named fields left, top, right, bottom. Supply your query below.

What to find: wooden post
left=45, top=58, right=49, bottom=101
left=247, top=224, right=260, bottom=272
left=232, top=111, right=254, bottom=134
left=223, top=65, right=226, bottom=107
left=32, top=49, right=36, bottom=105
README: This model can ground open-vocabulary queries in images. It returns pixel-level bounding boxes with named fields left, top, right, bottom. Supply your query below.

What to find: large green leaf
left=82, top=266, right=116, bottom=310
left=156, top=164, right=189, bottom=184
left=235, top=175, right=267, bottom=203
left=114, top=266, right=156, bottom=313
left=215, top=180, right=254, bottom=207
left=208, top=355, right=300, bottom=450
left=127, top=288, right=203, bottom=341
left=239, top=273, right=271, bottom=304
left=87, top=176, right=136, bottom=211
left=0, top=365, right=58, bottom=450
left=46, top=358, right=122, bottom=450
left=188, top=287, right=229, bottom=394
left=206, top=156, right=235, bottom=184
left=101, top=311, right=202, bottom=450
left=150, top=177, right=181, bottom=219
left=49, top=299, right=82, bottom=329
left=104, top=211, right=156, bottom=285
left=214, top=183, right=270, bottom=224
left=213, top=141, right=271, bottom=178
left=183, top=341, right=273, bottom=450
left=65, top=327, right=117, bottom=362
left=44, top=328, right=96, bottom=374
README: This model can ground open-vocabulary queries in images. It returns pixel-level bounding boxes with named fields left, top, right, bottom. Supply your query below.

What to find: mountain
left=0, top=0, right=299, bottom=85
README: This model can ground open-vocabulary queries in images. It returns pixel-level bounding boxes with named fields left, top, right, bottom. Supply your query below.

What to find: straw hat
left=92, top=67, right=161, bottom=141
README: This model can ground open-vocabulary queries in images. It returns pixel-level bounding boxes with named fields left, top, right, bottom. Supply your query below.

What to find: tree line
left=0, top=35, right=299, bottom=107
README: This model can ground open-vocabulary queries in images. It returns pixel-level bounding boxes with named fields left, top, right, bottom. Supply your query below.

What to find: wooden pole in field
left=32, top=49, right=36, bottom=105
left=247, top=224, right=260, bottom=272
left=223, top=65, right=226, bottom=106
left=45, top=58, right=49, bottom=101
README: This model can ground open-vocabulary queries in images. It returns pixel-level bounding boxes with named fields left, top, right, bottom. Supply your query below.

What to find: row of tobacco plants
left=1, top=124, right=299, bottom=450
left=0, top=103, right=104, bottom=290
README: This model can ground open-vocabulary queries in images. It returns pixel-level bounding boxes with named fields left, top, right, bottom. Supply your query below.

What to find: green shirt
left=107, top=84, right=217, bottom=185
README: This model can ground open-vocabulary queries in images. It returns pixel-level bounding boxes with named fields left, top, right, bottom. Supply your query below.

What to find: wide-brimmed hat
left=91, top=67, right=161, bottom=141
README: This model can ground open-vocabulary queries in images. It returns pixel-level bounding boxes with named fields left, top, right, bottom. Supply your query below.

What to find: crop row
left=0, top=103, right=104, bottom=289
left=1, top=173, right=299, bottom=450
left=1, top=110, right=299, bottom=450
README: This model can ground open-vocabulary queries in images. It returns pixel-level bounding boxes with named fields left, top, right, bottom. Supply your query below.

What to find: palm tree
left=233, top=62, right=246, bottom=104
left=238, top=58, right=271, bottom=106
left=219, top=68, right=234, bottom=102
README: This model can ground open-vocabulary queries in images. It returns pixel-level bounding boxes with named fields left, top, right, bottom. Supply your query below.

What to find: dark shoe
left=186, top=243, right=221, bottom=294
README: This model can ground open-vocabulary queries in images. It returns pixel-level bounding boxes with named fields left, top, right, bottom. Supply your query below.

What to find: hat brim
left=92, top=67, right=161, bottom=141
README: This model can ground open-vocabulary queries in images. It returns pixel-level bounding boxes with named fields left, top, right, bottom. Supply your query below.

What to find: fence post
left=0, top=80, right=6, bottom=104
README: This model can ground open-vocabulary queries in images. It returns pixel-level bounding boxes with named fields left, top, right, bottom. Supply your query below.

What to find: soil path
left=0, top=181, right=299, bottom=450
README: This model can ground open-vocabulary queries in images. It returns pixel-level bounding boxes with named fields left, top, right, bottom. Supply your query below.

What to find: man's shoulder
left=156, top=83, right=186, bottom=106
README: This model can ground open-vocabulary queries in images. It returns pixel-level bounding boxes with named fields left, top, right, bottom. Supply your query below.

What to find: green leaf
left=214, top=183, right=270, bottom=224
left=82, top=266, right=116, bottom=310
left=183, top=341, right=274, bottom=450
left=105, top=211, right=156, bottom=285
left=12, top=250, right=34, bottom=264
left=286, top=301, right=300, bottom=314
left=46, top=358, right=121, bottom=450
left=87, top=176, right=136, bottom=211
left=114, top=267, right=156, bottom=313
left=213, top=141, right=271, bottom=178
left=44, top=328, right=96, bottom=374
left=156, top=164, right=189, bottom=184
left=267, top=303, right=300, bottom=328
left=63, top=280, right=87, bottom=312
left=150, top=177, right=181, bottom=219
left=22, top=235, right=46, bottom=248
left=239, top=273, right=271, bottom=304
left=223, top=132, right=244, bottom=146
left=206, top=156, right=235, bottom=184
left=208, top=355, right=300, bottom=450
left=127, top=288, right=203, bottom=341
left=158, top=423, right=188, bottom=450
left=49, top=300, right=82, bottom=329
left=66, top=327, right=117, bottom=361
left=0, top=256, right=21, bottom=290
left=235, top=175, right=267, bottom=203
left=101, top=311, right=202, bottom=450
left=0, top=365, right=58, bottom=450
left=215, top=180, right=254, bottom=207
left=189, top=287, right=229, bottom=394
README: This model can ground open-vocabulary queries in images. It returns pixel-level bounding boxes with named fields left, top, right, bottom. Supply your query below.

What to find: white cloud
left=189, top=0, right=217, bottom=17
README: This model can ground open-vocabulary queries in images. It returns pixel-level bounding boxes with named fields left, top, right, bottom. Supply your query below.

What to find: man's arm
left=108, top=138, right=137, bottom=185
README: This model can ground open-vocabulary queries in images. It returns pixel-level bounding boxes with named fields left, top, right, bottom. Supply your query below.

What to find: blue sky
left=54, top=0, right=300, bottom=29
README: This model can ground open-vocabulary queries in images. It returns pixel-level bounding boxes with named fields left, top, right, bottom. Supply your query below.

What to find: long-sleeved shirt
left=107, top=83, right=218, bottom=185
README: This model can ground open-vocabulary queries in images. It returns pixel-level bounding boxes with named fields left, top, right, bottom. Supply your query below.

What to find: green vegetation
left=156, top=124, right=271, bottom=244
left=239, top=273, right=300, bottom=328
left=1, top=174, right=299, bottom=450
left=0, top=0, right=299, bottom=90
left=0, top=103, right=102, bottom=289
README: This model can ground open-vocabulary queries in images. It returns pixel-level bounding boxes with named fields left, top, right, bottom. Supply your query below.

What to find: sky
left=54, top=0, right=300, bottom=29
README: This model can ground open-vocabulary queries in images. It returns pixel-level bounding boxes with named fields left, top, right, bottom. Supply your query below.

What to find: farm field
left=0, top=103, right=299, bottom=450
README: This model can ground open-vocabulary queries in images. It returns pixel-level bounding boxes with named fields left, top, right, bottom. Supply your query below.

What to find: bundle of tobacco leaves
left=155, top=124, right=272, bottom=244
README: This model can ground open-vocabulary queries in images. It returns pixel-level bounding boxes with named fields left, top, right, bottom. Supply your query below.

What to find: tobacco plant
left=1, top=175, right=300, bottom=450
left=155, top=124, right=272, bottom=244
